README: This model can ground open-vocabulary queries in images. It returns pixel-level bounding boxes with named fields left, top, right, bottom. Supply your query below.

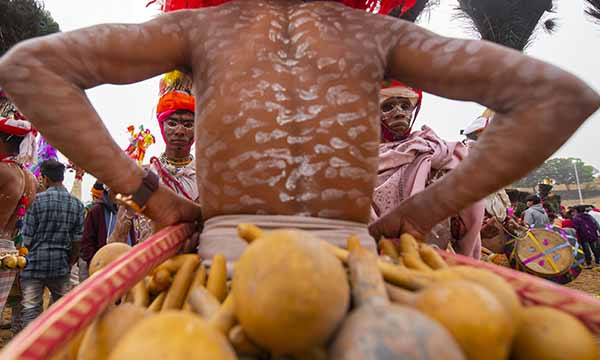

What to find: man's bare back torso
left=190, top=1, right=401, bottom=223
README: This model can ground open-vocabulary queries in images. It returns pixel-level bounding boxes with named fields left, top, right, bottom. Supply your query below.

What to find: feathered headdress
left=148, top=0, right=417, bottom=15
left=586, top=0, right=600, bottom=24
left=456, top=0, right=556, bottom=51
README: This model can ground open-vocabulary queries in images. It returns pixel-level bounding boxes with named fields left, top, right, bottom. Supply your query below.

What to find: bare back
left=2, top=0, right=597, bottom=237
left=191, top=1, right=400, bottom=222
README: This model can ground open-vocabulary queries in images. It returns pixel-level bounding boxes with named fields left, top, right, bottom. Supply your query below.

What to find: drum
left=505, top=227, right=584, bottom=284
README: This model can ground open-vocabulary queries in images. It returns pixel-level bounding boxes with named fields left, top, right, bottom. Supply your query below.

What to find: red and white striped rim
left=438, top=250, right=600, bottom=334
left=3, top=229, right=599, bottom=359
left=0, top=223, right=194, bottom=360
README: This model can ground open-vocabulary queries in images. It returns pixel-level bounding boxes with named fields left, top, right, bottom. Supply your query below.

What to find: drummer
left=523, top=195, right=550, bottom=229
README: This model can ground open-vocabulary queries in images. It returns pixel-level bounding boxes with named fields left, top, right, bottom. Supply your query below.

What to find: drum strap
left=526, top=231, right=560, bottom=273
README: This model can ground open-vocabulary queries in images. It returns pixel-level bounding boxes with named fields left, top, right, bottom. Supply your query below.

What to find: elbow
left=0, top=40, right=43, bottom=90
left=582, top=87, right=600, bottom=119
left=556, top=75, right=600, bottom=122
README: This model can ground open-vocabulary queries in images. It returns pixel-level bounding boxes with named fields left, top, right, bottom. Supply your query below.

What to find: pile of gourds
left=58, top=225, right=598, bottom=360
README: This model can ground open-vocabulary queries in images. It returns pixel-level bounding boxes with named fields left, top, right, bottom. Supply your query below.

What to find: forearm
left=107, top=221, right=132, bottom=244
left=0, top=48, right=143, bottom=194
left=407, top=79, right=600, bottom=231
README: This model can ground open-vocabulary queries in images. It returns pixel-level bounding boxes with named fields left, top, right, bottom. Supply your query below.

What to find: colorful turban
left=380, top=79, right=423, bottom=141
left=156, top=91, right=196, bottom=144
left=150, top=0, right=416, bottom=15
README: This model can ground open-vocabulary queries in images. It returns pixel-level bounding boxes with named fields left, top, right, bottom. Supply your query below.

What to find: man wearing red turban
left=151, top=89, right=198, bottom=202
left=373, top=81, right=485, bottom=258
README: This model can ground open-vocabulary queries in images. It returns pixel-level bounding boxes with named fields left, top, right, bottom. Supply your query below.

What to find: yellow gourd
left=89, top=243, right=131, bottom=275
left=512, top=306, right=598, bottom=360
left=233, top=229, right=349, bottom=355
left=78, top=304, right=146, bottom=360
left=108, top=312, right=236, bottom=360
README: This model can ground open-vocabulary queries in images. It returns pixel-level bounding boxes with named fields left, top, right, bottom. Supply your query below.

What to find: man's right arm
left=0, top=12, right=202, bottom=227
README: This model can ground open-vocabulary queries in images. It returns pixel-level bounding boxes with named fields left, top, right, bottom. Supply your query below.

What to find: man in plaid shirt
left=21, top=160, right=84, bottom=327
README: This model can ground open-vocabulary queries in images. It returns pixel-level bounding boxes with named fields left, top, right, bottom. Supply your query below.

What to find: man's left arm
left=371, top=19, right=600, bottom=239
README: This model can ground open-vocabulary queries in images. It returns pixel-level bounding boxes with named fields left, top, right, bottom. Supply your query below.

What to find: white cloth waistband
left=197, top=214, right=376, bottom=266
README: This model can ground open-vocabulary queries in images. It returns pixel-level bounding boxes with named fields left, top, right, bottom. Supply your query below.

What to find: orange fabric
left=156, top=92, right=196, bottom=115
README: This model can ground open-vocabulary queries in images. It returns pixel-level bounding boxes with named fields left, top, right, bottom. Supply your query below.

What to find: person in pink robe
left=371, top=80, right=484, bottom=259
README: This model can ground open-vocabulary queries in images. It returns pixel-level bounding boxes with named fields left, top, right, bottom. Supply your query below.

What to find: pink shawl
left=372, top=126, right=484, bottom=259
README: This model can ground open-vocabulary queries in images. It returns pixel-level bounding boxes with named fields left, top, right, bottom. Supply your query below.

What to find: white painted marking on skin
left=322, top=189, right=346, bottom=201
left=256, top=129, right=288, bottom=144
left=326, top=85, right=360, bottom=105
left=234, top=118, right=266, bottom=139
left=329, top=157, right=350, bottom=168
left=330, top=137, right=349, bottom=149
left=285, top=159, right=325, bottom=191
left=287, top=136, right=313, bottom=144
left=325, top=168, right=338, bottom=179
left=314, top=144, right=334, bottom=154
left=240, top=195, right=266, bottom=206
left=318, top=57, right=337, bottom=69
left=348, top=125, right=368, bottom=139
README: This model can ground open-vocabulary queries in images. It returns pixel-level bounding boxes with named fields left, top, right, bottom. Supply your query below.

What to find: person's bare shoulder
left=0, top=164, right=22, bottom=208
left=22, top=168, right=37, bottom=203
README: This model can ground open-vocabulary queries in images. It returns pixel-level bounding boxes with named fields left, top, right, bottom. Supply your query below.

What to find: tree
left=0, top=0, right=60, bottom=56
left=513, top=157, right=599, bottom=190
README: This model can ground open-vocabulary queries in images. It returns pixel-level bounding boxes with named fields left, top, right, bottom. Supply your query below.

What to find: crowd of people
left=0, top=0, right=599, bottom=336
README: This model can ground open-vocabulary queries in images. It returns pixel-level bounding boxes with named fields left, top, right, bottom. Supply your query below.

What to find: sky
left=38, top=0, right=600, bottom=202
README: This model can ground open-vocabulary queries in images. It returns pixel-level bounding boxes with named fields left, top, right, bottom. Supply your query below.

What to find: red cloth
left=157, top=0, right=416, bottom=15
left=0, top=118, right=35, bottom=136
left=562, top=218, right=574, bottom=229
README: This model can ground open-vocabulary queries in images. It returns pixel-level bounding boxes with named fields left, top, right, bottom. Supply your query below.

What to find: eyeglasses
left=165, top=119, right=194, bottom=129
left=381, top=99, right=414, bottom=114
